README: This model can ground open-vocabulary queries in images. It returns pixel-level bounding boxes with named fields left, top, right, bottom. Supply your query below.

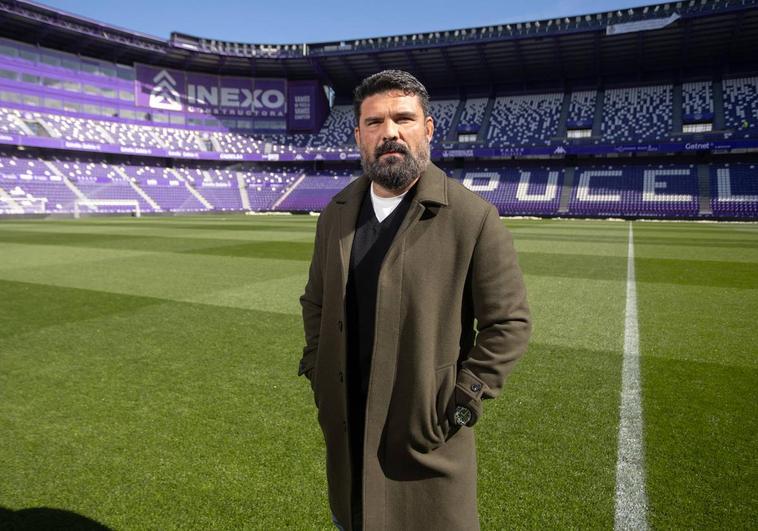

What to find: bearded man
left=299, top=70, right=531, bottom=530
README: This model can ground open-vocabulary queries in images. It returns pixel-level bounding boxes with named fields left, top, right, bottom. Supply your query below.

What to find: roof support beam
left=474, top=44, right=494, bottom=87
left=723, top=12, right=746, bottom=75
left=551, top=36, right=566, bottom=87
left=677, top=18, right=692, bottom=81
left=593, top=31, right=602, bottom=84
left=403, top=49, right=425, bottom=80
left=513, top=39, right=527, bottom=89
left=337, top=55, right=361, bottom=89
left=370, top=53, right=384, bottom=74
left=309, top=57, right=334, bottom=88
left=439, top=46, right=460, bottom=86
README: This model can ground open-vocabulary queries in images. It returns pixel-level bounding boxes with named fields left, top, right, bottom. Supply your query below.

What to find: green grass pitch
left=0, top=215, right=755, bottom=529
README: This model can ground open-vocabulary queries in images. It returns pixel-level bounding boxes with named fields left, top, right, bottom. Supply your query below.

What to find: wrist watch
left=454, top=405, right=472, bottom=426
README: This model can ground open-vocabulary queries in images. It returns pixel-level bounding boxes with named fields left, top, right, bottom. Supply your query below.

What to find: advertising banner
left=135, top=65, right=288, bottom=123
left=287, top=81, right=318, bottom=131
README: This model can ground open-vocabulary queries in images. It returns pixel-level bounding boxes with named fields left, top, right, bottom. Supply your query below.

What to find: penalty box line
left=614, top=222, right=649, bottom=531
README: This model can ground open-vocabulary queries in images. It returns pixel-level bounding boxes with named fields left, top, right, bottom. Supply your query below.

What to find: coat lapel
left=332, top=162, right=449, bottom=293
left=334, top=175, right=370, bottom=292
left=392, top=161, right=449, bottom=241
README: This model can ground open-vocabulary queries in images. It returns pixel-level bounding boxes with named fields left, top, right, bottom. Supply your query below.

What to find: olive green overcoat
left=299, top=162, right=531, bottom=530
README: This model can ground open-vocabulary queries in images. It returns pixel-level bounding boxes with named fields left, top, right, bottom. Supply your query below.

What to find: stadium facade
left=0, top=0, right=756, bottom=219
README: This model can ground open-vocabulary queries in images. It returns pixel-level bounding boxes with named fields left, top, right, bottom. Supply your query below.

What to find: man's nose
left=380, top=119, right=400, bottom=141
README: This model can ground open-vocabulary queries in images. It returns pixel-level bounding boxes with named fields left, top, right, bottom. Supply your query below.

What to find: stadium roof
left=1, top=0, right=757, bottom=97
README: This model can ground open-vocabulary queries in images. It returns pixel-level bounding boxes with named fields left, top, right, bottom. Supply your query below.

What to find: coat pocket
left=432, top=362, right=457, bottom=443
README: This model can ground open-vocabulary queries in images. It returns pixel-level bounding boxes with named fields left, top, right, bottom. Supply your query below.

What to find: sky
left=35, top=0, right=658, bottom=44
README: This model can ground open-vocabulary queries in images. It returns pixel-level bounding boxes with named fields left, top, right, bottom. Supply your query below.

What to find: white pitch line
left=614, top=222, right=649, bottom=531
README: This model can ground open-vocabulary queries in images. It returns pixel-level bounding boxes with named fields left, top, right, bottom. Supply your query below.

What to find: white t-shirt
left=370, top=182, right=409, bottom=222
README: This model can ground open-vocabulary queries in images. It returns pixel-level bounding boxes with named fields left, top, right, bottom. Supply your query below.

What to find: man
left=299, top=70, right=531, bottom=530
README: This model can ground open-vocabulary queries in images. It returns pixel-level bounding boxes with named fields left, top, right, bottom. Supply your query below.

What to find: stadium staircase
left=476, top=98, right=496, bottom=144
left=697, top=164, right=713, bottom=215
left=43, top=160, right=89, bottom=205
left=35, top=118, right=60, bottom=138
left=272, top=173, right=306, bottom=210
left=191, top=134, right=208, bottom=152
left=112, top=166, right=162, bottom=212
left=672, top=84, right=683, bottom=134
left=445, top=101, right=467, bottom=142
left=712, top=80, right=725, bottom=131
left=168, top=169, right=213, bottom=209
left=7, top=114, right=34, bottom=136
left=556, top=93, right=571, bottom=139
left=236, top=172, right=251, bottom=210
left=557, top=167, right=575, bottom=214
left=592, top=89, right=605, bottom=137
left=0, top=186, right=23, bottom=213
left=210, top=136, right=223, bottom=152
left=95, top=123, right=116, bottom=144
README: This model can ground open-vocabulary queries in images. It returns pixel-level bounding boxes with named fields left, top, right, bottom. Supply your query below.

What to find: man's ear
left=425, top=116, right=434, bottom=142
left=354, top=126, right=360, bottom=145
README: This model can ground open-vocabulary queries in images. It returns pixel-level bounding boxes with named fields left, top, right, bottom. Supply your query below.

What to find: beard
left=360, top=138, right=430, bottom=192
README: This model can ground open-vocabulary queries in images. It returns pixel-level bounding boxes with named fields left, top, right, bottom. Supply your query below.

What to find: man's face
left=355, top=90, right=434, bottom=193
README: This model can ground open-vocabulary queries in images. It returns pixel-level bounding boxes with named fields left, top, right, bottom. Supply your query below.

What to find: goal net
left=74, top=199, right=141, bottom=218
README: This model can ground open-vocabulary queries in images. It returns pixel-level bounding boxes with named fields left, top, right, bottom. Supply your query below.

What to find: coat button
left=338, top=371, right=343, bottom=383
left=471, top=383, right=482, bottom=393
left=337, top=320, right=343, bottom=332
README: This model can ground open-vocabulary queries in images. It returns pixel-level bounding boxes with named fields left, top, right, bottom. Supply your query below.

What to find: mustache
left=375, top=140, right=409, bottom=158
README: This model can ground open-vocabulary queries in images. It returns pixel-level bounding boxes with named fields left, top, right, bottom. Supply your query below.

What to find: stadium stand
left=457, top=98, right=488, bottom=133
left=487, top=93, right=563, bottom=146
left=567, top=91, right=596, bottom=129
left=244, top=167, right=300, bottom=211
left=722, top=77, right=758, bottom=137
left=601, top=84, right=673, bottom=143
left=682, top=81, right=714, bottom=123
left=711, top=163, right=758, bottom=218
left=308, top=105, right=355, bottom=148
left=0, top=1, right=756, bottom=220
left=429, top=100, right=459, bottom=144
left=277, top=169, right=355, bottom=211
left=569, top=164, right=700, bottom=218
left=458, top=166, right=563, bottom=216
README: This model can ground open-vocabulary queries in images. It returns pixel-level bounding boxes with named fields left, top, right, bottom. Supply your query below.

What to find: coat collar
left=333, top=162, right=448, bottom=294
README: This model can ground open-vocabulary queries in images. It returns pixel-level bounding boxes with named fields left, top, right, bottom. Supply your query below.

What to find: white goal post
left=74, top=199, right=141, bottom=218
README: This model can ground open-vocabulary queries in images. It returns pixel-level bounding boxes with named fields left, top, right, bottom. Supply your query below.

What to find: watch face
left=454, top=406, right=472, bottom=426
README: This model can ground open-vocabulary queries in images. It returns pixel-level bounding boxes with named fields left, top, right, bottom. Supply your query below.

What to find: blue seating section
left=244, top=168, right=300, bottom=211
left=308, top=105, right=355, bottom=149
left=601, top=84, right=672, bottom=143
left=569, top=164, right=698, bottom=217
left=722, top=77, right=758, bottom=137
left=682, top=81, right=714, bottom=123
left=567, top=91, right=596, bottom=129
left=457, top=166, right=562, bottom=216
left=487, top=93, right=563, bottom=146
left=277, top=169, right=354, bottom=211
left=457, top=98, right=488, bottom=133
left=710, top=163, right=758, bottom=218
left=2, top=149, right=757, bottom=219
left=429, top=100, right=458, bottom=144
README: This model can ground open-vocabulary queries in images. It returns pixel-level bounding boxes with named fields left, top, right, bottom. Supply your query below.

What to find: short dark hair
left=353, top=69, right=430, bottom=124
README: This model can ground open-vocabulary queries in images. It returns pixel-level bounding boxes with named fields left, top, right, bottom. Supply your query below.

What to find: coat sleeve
left=454, top=204, right=531, bottom=426
left=298, top=214, right=324, bottom=391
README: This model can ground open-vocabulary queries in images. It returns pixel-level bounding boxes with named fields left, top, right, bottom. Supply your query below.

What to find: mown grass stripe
left=614, top=223, right=649, bottom=531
